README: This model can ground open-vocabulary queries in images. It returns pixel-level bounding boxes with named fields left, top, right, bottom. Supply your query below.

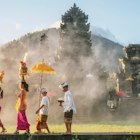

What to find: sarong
left=0, top=105, right=3, bottom=127
left=64, top=110, right=73, bottom=122
left=36, top=115, right=48, bottom=130
left=64, top=110, right=73, bottom=119
left=17, top=110, right=30, bottom=130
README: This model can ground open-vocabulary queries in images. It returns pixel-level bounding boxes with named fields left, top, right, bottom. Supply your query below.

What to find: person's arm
left=36, top=105, right=44, bottom=114
left=0, top=90, right=3, bottom=99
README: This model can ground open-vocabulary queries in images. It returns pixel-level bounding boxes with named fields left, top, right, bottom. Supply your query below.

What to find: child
left=35, top=88, right=51, bottom=134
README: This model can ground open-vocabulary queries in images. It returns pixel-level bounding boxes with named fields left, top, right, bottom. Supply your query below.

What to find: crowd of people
left=0, top=81, right=76, bottom=135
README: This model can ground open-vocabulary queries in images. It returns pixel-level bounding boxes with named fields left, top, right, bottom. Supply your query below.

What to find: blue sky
left=0, top=0, right=140, bottom=45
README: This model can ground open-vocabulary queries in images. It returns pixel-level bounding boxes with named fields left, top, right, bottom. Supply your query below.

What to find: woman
left=0, top=87, right=6, bottom=133
left=14, top=81, right=30, bottom=134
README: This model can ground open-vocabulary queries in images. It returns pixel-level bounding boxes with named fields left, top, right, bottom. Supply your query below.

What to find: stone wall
left=0, top=133, right=140, bottom=140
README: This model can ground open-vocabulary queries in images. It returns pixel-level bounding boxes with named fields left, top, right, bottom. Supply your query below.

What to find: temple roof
left=62, top=3, right=88, bottom=23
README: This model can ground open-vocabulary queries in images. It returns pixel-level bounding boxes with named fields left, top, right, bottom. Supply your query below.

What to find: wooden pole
left=38, top=72, right=43, bottom=109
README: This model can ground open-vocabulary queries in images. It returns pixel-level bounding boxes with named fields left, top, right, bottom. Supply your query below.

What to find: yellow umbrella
left=31, top=60, right=56, bottom=74
left=31, top=59, right=56, bottom=88
left=126, top=77, right=134, bottom=81
left=31, top=59, right=56, bottom=109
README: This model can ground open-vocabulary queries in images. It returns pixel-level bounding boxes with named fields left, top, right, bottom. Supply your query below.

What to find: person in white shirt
left=35, top=88, right=51, bottom=134
left=59, top=82, right=76, bottom=135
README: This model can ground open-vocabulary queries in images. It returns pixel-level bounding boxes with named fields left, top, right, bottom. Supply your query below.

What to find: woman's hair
left=21, top=81, right=29, bottom=92
left=0, top=87, right=3, bottom=98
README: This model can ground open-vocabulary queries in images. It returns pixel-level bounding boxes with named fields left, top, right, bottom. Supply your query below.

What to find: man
left=59, top=82, right=76, bottom=135
left=35, top=88, right=51, bottom=134
left=0, top=87, right=6, bottom=133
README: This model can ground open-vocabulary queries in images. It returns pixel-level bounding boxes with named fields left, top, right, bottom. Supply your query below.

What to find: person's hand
left=36, top=110, right=39, bottom=114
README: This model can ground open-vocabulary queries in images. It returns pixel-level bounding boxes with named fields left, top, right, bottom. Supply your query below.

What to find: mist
left=0, top=27, right=139, bottom=129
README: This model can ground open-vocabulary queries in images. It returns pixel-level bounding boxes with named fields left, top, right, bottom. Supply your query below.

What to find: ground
left=5, top=122, right=140, bottom=134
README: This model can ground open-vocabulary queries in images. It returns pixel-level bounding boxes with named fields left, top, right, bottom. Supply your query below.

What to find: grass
left=4, top=123, right=140, bottom=133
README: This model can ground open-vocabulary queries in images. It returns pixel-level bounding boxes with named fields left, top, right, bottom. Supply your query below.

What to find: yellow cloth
left=15, top=89, right=27, bottom=112
left=15, top=98, right=20, bottom=112
left=36, top=115, right=48, bottom=129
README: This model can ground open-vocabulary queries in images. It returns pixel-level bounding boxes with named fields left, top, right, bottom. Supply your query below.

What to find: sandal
left=14, top=130, right=19, bottom=134
left=24, top=130, right=30, bottom=135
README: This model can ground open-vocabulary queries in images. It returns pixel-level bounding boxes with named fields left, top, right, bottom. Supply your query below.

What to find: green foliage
left=126, top=136, right=140, bottom=140
left=72, top=135, right=80, bottom=140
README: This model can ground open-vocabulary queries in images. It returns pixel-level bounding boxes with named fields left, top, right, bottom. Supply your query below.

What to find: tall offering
left=19, top=53, right=28, bottom=81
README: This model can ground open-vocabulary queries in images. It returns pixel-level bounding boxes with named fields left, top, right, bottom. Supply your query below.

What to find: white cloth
left=59, top=82, right=68, bottom=89
left=39, top=96, right=49, bottom=115
left=63, top=90, right=76, bottom=113
left=40, top=88, right=48, bottom=93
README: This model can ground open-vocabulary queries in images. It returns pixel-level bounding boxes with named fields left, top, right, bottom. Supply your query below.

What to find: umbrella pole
left=39, top=72, right=43, bottom=108
left=40, top=72, right=43, bottom=89
left=22, top=75, right=25, bottom=81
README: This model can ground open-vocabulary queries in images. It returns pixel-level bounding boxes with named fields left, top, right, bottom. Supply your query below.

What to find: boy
left=35, top=88, right=50, bottom=134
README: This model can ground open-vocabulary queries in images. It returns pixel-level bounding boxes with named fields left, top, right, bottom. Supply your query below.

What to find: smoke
left=0, top=27, right=139, bottom=128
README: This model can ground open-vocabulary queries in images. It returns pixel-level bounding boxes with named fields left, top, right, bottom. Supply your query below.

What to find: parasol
left=126, top=77, right=134, bottom=81
left=31, top=59, right=56, bottom=88
left=116, top=90, right=127, bottom=97
left=47, top=91, right=55, bottom=98
left=31, top=59, right=56, bottom=108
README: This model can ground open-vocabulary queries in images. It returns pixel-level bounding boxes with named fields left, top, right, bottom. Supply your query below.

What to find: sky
left=0, top=0, right=140, bottom=45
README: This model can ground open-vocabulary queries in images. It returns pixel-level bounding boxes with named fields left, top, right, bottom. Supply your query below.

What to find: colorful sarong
left=17, top=110, right=30, bottom=130
left=36, top=115, right=48, bottom=131
left=15, top=98, right=20, bottom=112
left=0, top=106, right=2, bottom=127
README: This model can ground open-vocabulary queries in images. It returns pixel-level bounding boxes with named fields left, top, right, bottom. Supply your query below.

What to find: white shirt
left=63, top=90, right=76, bottom=113
left=39, top=96, right=49, bottom=115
